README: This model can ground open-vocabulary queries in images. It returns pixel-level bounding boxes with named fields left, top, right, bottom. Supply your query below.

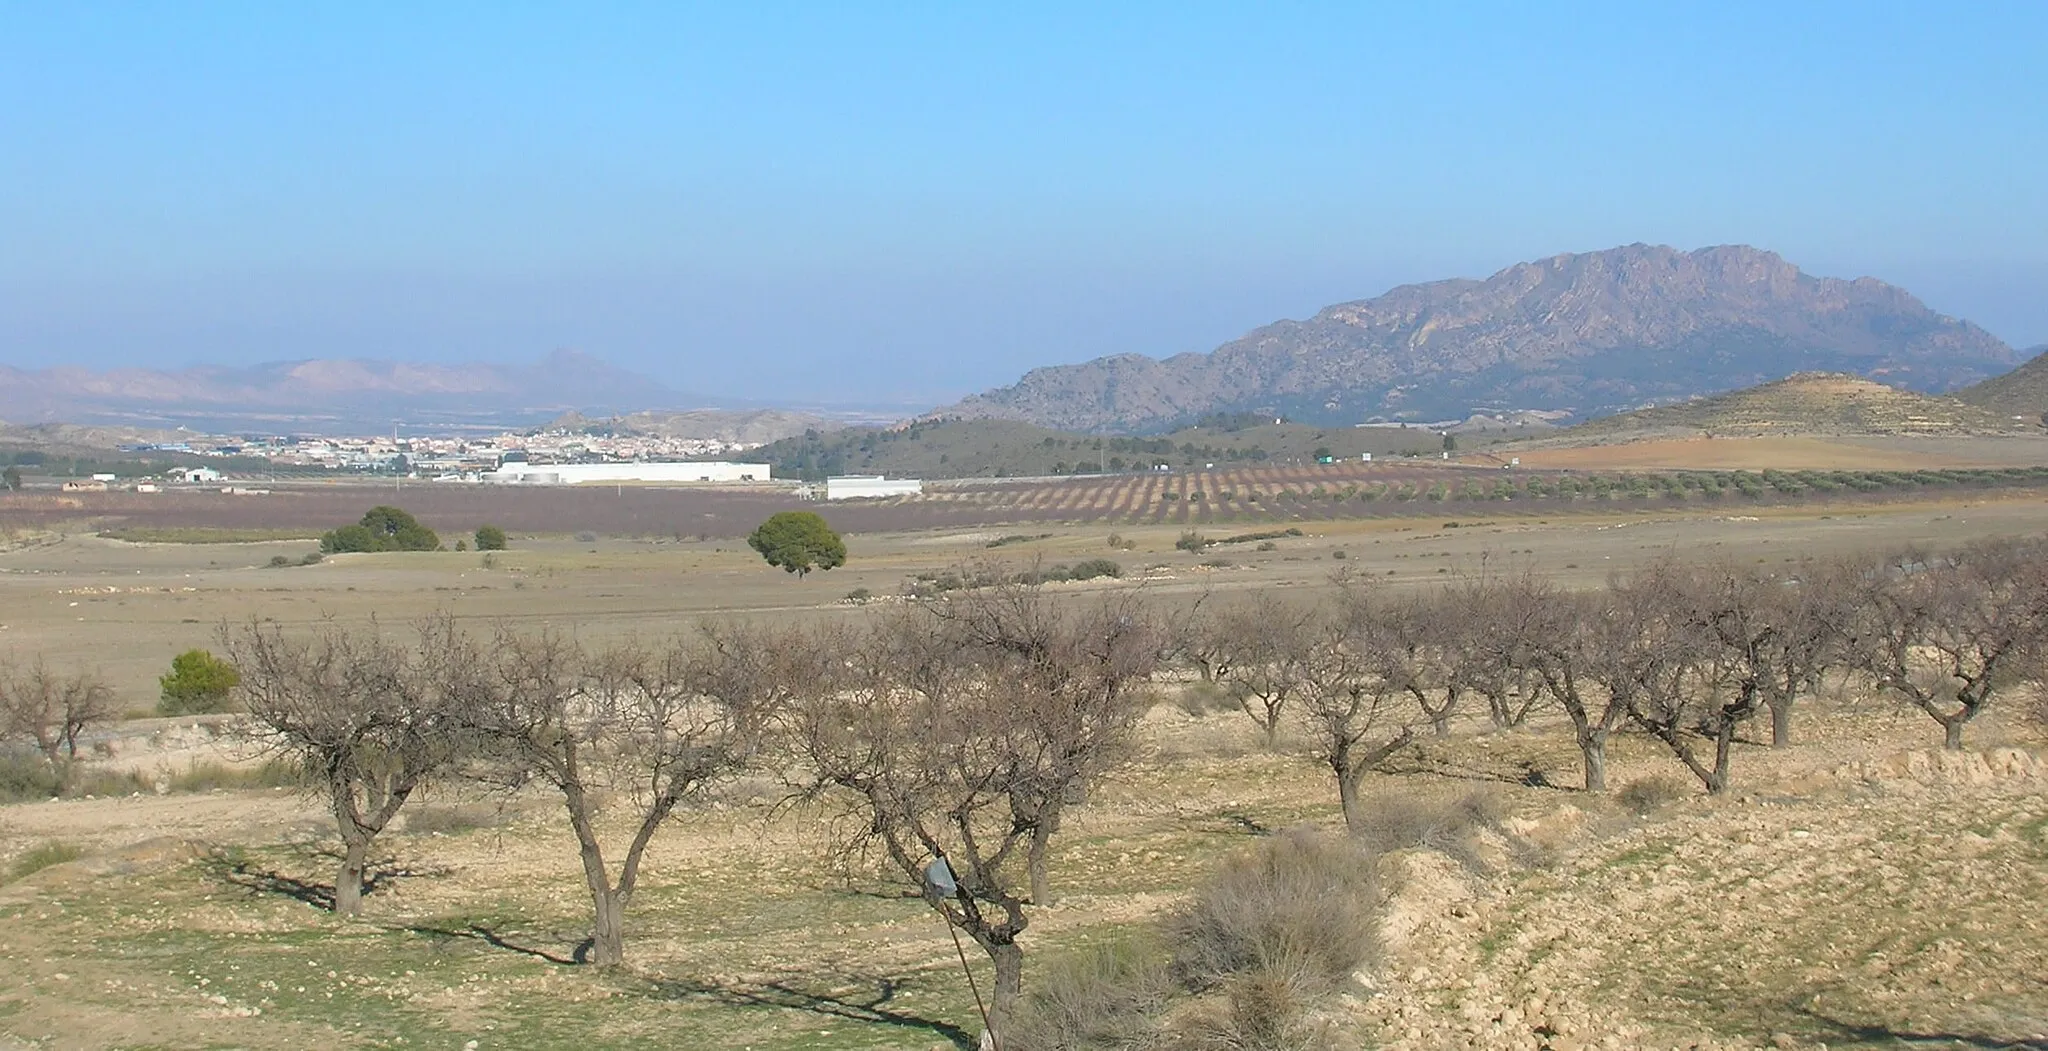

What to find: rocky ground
left=1358, top=740, right=2048, bottom=1051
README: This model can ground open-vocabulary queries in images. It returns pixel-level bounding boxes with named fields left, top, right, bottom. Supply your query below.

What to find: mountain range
left=0, top=350, right=681, bottom=434
left=937, top=244, right=2022, bottom=433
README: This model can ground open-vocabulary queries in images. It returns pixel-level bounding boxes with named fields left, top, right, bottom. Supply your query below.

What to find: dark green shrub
left=1067, top=558, right=1123, bottom=581
left=474, top=524, right=508, bottom=551
left=157, top=649, right=241, bottom=716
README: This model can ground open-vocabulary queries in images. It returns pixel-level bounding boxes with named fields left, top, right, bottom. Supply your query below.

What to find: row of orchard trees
left=219, top=588, right=1159, bottom=1034
left=1181, top=537, right=2048, bottom=815
left=205, top=536, right=2046, bottom=1040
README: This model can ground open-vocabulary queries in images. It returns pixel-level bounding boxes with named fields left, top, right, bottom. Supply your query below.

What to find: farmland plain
left=0, top=451, right=2045, bottom=1050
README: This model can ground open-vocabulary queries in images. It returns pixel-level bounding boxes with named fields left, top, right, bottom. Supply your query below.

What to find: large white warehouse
left=483, top=461, right=772, bottom=485
left=825, top=475, right=923, bottom=500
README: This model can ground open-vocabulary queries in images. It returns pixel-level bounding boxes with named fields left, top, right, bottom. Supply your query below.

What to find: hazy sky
left=4, top=2, right=2044, bottom=406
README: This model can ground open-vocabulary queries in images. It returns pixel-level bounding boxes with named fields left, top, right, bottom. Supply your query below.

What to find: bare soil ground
left=1, top=694, right=2041, bottom=1050
left=1, top=486, right=2045, bottom=1049
left=5, top=495, right=2048, bottom=714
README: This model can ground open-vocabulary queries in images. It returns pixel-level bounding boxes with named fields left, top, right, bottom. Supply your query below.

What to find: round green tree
left=474, top=524, right=508, bottom=551
left=360, top=505, right=439, bottom=550
left=158, top=649, right=242, bottom=716
left=747, top=511, right=846, bottom=579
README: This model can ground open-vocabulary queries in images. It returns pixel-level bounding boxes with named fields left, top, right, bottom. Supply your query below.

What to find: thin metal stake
left=944, top=915, right=996, bottom=1050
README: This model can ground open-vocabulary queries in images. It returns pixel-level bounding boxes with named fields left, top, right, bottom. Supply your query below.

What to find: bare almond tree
left=1291, top=585, right=1421, bottom=834
left=226, top=618, right=467, bottom=917
left=1212, top=593, right=1318, bottom=749
left=1616, top=564, right=1754, bottom=795
left=1839, top=539, right=2048, bottom=750
left=0, top=658, right=118, bottom=767
left=453, top=623, right=797, bottom=967
left=932, top=581, right=1161, bottom=905
left=1436, top=572, right=1552, bottom=731
left=792, top=599, right=1124, bottom=1044
left=1514, top=590, right=1632, bottom=792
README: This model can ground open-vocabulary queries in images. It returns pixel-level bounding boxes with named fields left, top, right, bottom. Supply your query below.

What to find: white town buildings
left=481, top=461, right=771, bottom=485
left=825, top=475, right=923, bottom=500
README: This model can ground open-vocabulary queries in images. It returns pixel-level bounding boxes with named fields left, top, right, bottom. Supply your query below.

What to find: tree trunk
left=334, top=834, right=369, bottom=917
left=1578, top=732, right=1608, bottom=793
left=1769, top=699, right=1793, bottom=749
left=564, top=783, right=626, bottom=967
left=1336, top=765, right=1365, bottom=836
left=587, top=887, right=626, bottom=967
left=1943, top=716, right=1966, bottom=751
left=985, top=940, right=1024, bottom=1049
left=1026, top=809, right=1058, bottom=906
left=1707, top=721, right=1736, bottom=796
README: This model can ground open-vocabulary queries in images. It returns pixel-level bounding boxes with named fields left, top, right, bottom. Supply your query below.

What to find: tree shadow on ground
left=402, top=922, right=594, bottom=966
left=1793, top=1007, right=2048, bottom=1050
left=1379, top=747, right=1574, bottom=790
left=201, top=844, right=448, bottom=912
left=644, top=973, right=976, bottom=1049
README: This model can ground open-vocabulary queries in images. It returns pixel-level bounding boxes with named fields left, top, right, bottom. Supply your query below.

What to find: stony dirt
left=1355, top=739, right=2048, bottom=1051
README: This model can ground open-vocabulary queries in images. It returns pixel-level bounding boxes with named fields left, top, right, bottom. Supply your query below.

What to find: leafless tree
left=1168, top=590, right=1235, bottom=684
left=0, top=658, right=118, bottom=766
left=932, top=581, right=1162, bottom=905
left=1838, top=539, right=2048, bottom=750
left=792, top=592, right=1151, bottom=1044
left=1617, top=563, right=1762, bottom=795
left=452, top=622, right=799, bottom=967
left=1290, top=585, right=1421, bottom=834
left=1435, top=573, right=1553, bottom=731
left=225, top=618, right=468, bottom=917
left=1397, top=594, right=1466, bottom=737
left=1212, top=593, right=1318, bottom=749
left=1503, top=588, right=1628, bottom=792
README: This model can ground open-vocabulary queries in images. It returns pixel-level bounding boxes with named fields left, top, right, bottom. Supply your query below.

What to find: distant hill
left=1954, top=346, right=2048, bottom=424
left=0, top=350, right=699, bottom=434
left=936, top=244, right=2019, bottom=433
left=547, top=408, right=834, bottom=446
left=751, top=415, right=1525, bottom=481
left=1544, top=372, right=2018, bottom=441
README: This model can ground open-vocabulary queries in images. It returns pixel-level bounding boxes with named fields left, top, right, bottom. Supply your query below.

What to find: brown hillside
left=1546, top=372, right=2019, bottom=440
left=1955, top=345, right=2048, bottom=422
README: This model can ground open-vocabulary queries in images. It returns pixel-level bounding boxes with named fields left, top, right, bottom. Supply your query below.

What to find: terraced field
left=6, top=463, right=2048, bottom=539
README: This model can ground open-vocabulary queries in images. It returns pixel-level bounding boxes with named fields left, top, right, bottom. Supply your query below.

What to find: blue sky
left=3, top=2, right=2044, bottom=406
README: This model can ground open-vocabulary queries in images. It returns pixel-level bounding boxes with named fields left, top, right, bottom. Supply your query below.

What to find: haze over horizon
left=4, top=3, right=2044, bottom=407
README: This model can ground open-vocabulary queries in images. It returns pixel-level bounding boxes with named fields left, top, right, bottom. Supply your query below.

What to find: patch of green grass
left=98, top=527, right=323, bottom=544
left=8, top=840, right=83, bottom=882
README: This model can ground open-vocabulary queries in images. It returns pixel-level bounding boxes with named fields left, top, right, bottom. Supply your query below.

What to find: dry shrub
left=1175, top=681, right=1238, bottom=718
left=403, top=803, right=510, bottom=836
left=164, top=758, right=307, bottom=793
left=0, top=751, right=64, bottom=803
left=1617, top=774, right=1692, bottom=815
left=1350, top=789, right=1507, bottom=874
left=1167, top=829, right=1380, bottom=994
left=1008, top=936, right=1171, bottom=1050
left=1170, top=964, right=1363, bottom=1051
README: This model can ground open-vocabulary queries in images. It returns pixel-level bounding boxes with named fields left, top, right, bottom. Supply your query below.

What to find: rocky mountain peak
left=937, top=244, right=2016, bottom=433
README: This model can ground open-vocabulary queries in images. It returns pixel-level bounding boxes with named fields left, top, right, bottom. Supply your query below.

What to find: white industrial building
left=825, top=475, right=923, bottom=500
left=482, top=461, right=771, bottom=485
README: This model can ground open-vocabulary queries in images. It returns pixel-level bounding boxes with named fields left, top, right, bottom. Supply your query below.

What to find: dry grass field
left=2, top=473, right=2046, bottom=1050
